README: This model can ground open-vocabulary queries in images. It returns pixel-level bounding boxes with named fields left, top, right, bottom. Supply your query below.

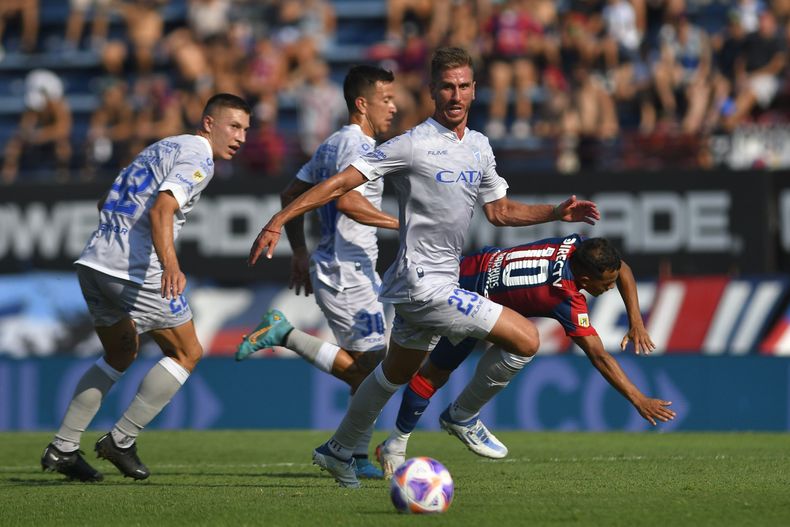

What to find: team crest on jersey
left=473, top=151, right=481, bottom=163
left=577, top=313, right=590, bottom=327
left=192, top=170, right=205, bottom=182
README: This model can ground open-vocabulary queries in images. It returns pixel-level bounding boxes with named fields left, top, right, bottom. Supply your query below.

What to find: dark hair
left=343, top=65, right=394, bottom=114
left=202, top=93, right=251, bottom=118
left=573, top=238, right=621, bottom=277
left=430, top=47, right=474, bottom=83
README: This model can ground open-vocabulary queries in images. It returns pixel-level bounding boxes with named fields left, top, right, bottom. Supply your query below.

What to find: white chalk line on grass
left=3, top=455, right=788, bottom=472
left=0, top=462, right=315, bottom=472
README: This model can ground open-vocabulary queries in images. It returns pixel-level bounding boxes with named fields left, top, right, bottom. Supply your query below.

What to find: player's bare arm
left=248, top=166, right=368, bottom=265
left=337, top=190, right=399, bottom=230
left=281, top=178, right=315, bottom=296
left=573, top=334, right=676, bottom=426
left=482, top=195, right=600, bottom=227
left=150, top=190, right=185, bottom=300
left=616, top=261, right=656, bottom=354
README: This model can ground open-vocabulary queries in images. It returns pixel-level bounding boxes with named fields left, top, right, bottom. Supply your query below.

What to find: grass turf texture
left=1, top=431, right=789, bottom=526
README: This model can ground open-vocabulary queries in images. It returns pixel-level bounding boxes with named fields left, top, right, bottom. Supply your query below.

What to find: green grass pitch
left=1, top=431, right=789, bottom=526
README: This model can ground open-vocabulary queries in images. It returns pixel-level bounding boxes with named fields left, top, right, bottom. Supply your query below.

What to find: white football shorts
left=77, top=264, right=193, bottom=334
left=310, top=268, right=387, bottom=352
left=390, top=282, right=503, bottom=351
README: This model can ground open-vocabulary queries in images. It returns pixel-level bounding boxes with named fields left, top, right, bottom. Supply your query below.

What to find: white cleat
left=375, top=441, right=405, bottom=480
left=439, top=406, right=508, bottom=459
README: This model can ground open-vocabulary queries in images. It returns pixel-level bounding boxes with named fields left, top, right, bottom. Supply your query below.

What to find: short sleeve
left=351, top=133, right=412, bottom=181
left=295, top=158, right=314, bottom=184
left=159, top=147, right=212, bottom=208
left=554, top=292, right=598, bottom=338
left=476, top=140, right=509, bottom=204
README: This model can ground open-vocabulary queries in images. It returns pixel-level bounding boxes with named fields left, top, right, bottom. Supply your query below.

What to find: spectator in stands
left=0, top=0, right=38, bottom=57
left=64, top=0, right=112, bottom=51
left=187, top=0, right=232, bottom=43
left=652, top=12, right=712, bottom=134
left=2, top=70, right=72, bottom=183
left=116, top=0, right=166, bottom=74
left=386, top=0, right=450, bottom=47
left=84, top=79, right=135, bottom=180
left=100, top=40, right=130, bottom=77
left=239, top=97, right=288, bottom=177
left=724, top=9, right=787, bottom=131
left=270, top=0, right=336, bottom=89
left=483, top=0, right=559, bottom=140
left=295, top=58, right=345, bottom=157
left=601, top=0, right=644, bottom=97
left=130, top=76, right=185, bottom=154
left=705, top=9, right=746, bottom=132
left=242, top=35, right=287, bottom=102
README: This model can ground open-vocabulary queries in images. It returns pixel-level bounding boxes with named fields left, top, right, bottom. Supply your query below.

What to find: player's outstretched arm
left=482, top=194, right=600, bottom=227
left=248, top=166, right=368, bottom=265
left=150, top=190, right=186, bottom=300
left=337, top=190, right=399, bottom=230
left=573, top=335, right=676, bottom=426
left=616, top=261, right=656, bottom=355
left=281, top=178, right=315, bottom=296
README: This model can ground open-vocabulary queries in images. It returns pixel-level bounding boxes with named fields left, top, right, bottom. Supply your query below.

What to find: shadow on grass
left=2, top=471, right=386, bottom=489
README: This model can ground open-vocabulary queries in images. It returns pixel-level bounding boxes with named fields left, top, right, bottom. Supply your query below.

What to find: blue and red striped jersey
left=459, top=234, right=597, bottom=337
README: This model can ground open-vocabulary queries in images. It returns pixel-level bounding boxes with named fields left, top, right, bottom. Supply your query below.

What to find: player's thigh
left=391, top=284, right=502, bottom=352
left=485, top=306, right=539, bottom=358
left=310, top=272, right=387, bottom=353
left=148, top=320, right=203, bottom=371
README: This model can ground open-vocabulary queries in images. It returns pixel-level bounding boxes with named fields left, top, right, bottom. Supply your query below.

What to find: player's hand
left=289, top=249, right=313, bottom=296
left=634, top=397, right=676, bottom=426
left=248, top=220, right=282, bottom=266
left=161, top=267, right=186, bottom=299
left=621, top=325, right=656, bottom=355
left=555, top=195, right=600, bottom=225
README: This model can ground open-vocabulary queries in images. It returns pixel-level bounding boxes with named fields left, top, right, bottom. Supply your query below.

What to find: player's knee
left=170, top=343, right=204, bottom=372
left=509, top=325, right=540, bottom=358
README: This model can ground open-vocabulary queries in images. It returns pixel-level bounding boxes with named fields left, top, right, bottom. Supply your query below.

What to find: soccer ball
left=390, top=457, right=454, bottom=514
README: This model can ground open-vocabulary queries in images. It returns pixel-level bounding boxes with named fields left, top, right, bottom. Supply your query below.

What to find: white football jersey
left=76, top=134, right=214, bottom=285
left=296, top=124, right=381, bottom=291
left=352, top=118, right=509, bottom=303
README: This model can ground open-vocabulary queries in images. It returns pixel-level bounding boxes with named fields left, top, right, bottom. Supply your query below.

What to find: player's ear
left=202, top=114, right=214, bottom=132
left=355, top=96, right=367, bottom=115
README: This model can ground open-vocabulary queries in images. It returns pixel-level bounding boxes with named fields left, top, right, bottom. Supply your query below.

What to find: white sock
left=112, top=357, right=190, bottom=448
left=385, top=429, right=411, bottom=454
left=330, top=364, right=403, bottom=459
left=54, top=357, right=123, bottom=452
left=450, top=348, right=531, bottom=422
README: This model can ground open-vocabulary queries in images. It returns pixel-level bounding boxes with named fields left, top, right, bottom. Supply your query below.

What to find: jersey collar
left=427, top=117, right=468, bottom=142
left=195, top=134, right=212, bottom=156
left=346, top=123, right=375, bottom=146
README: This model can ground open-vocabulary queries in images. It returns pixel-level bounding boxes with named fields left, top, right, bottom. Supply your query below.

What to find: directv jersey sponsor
left=296, top=124, right=381, bottom=291
left=460, top=235, right=597, bottom=338
left=352, top=118, right=509, bottom=303
left=75, top=134, right=214, bottom=285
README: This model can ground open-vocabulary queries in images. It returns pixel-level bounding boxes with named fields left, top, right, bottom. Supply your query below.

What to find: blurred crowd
left=1, top=0, right=789, bottom=183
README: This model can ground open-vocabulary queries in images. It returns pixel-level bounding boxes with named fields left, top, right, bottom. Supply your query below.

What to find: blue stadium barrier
left=1, top=355, right=788, bottom=432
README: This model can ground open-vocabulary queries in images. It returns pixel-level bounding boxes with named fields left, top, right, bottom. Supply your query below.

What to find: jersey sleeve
left=351, top=133, right=412, bottom=181
left=159, top=146, right=212, bottom=208
left=295, top=157, right=315, bottom=184
left=553, top=292, right=598, bottom=337
left=476, top=138, right=509, bottom=204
